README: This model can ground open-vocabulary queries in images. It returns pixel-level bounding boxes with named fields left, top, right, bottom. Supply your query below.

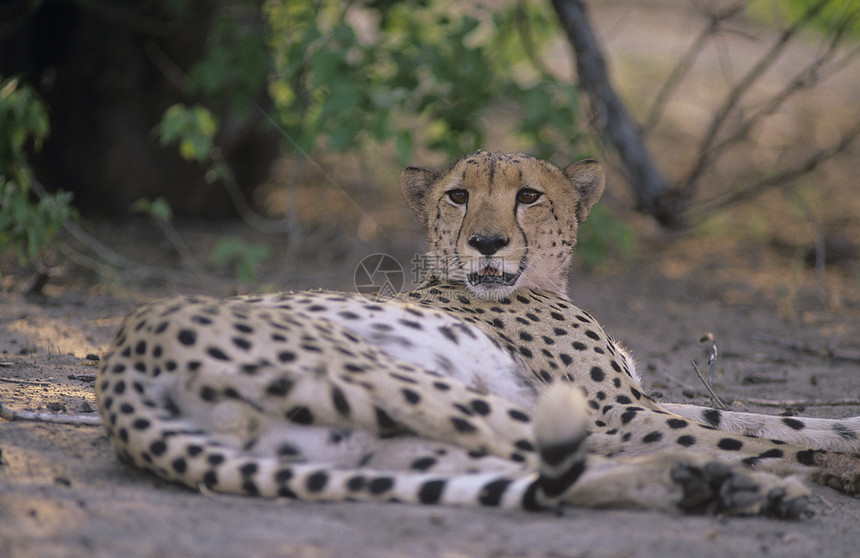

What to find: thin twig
left=690, top=360, right=727, bottom=410
left=736, top=397, right=860, bottom=408
left=753, top=334, right=860, bottom=364
left=680, top=0, right=831, bottom=196
left=0, top=377, right=52, bottom=387
left=699, top=333, right=719, bottom=387
left=696, top=12, right=852, bottom=172
left=692, top=116, right=860, bottom=216
left=0, top=403, right=102, bottom=426
left=643, top=3, right=744, bottom=132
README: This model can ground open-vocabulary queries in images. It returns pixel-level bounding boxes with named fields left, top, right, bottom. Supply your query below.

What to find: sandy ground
left=3, top=1, right=860, bottom=556
left=1, top=232, right=859, bottom=558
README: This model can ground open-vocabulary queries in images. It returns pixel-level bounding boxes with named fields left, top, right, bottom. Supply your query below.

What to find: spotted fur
left=97, top=152, right=858, bottom=517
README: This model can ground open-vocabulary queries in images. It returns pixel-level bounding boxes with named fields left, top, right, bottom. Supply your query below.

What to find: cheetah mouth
left=467, top=265, right=519, bottom=287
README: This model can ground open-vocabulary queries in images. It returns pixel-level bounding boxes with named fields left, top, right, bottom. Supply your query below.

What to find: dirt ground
left=1, top=230, right=859, bottom=558
left=3, top=1, right=860, bottom=557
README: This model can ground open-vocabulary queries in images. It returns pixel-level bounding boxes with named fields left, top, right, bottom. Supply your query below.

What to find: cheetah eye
left=516, top=188, right=542, bottom=204
left=447, top=189, right=469, bottom=204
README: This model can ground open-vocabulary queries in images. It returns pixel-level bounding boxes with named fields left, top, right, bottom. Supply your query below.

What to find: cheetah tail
left=524, top=384, right=590, bottom=510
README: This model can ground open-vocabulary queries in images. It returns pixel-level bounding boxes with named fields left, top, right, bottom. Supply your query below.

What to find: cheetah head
left=401, top=151, right=604, bottom=300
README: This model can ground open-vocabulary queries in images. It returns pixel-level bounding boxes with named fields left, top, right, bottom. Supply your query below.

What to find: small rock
left=46, top=402, right=67, bottom=412
left=84, top=353, right=100, bottom=362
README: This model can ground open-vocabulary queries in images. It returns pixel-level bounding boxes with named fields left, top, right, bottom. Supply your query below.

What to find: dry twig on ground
left=0, top=402, right=102, bottom=426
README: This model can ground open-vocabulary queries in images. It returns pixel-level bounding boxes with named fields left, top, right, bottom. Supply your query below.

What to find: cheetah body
left=97, top=152, right=859, bottom=515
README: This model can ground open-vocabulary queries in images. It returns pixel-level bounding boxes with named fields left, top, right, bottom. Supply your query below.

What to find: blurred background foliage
left=1, top=0, right=859, bottom=283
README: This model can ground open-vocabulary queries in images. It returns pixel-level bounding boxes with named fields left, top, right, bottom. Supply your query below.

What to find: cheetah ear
left=400, top=165, right=440, bottom=227
left=563, top=159, right=605, bottom=223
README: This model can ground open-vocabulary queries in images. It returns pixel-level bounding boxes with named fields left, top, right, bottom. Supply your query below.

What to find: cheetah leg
left=102, top=383, right=590, bottom=511
left=175, top=358, right=541, bottom=466
left=592, top=405, right=860, bottom=494
left=565, top=452, right=811, bottom=519
left=659, top=403, right=860, bottom=455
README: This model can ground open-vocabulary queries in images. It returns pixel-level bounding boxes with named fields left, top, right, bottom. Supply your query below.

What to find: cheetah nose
left=468, top=234, right=510, bottom=256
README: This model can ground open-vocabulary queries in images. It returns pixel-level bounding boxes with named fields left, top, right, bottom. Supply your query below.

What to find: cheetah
left=96, top=151, right=859, bottom=517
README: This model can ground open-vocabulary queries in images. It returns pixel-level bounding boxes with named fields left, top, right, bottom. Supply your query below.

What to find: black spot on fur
left=667, top=418, right=688, bottom=429
left=677, top=435, right=696, bottom=447
left=402, top=388, right=421, bottom=404
left=515, top=439, right=535, bottom=452
left=470, top=400, right=491, bottom=416
left=331, top=386, right=350, bottom=417
left=781, top=417, right=805, bottom=431
left=347, top=476, right=366, bottom=491
left=207, top=347, right=229, bottom=360
left=375, top=407, right=398, bottom=430
left=832, top=423, right=857, bottom=440
left=368, top=477, right=394, bottom=495
left=419, top=480, right=445, bottom=504
left=759, top=448, right=784, bottom=459
left=642, top=431, right=663, bottom=443
left=203, top=470, right=218, bottom=488
left=231, top=337, right=252, bottom=350
left=479, top=479, right=511, bottom=507
left=410, top=457, right=438, bottom=471
left=306, top=471, right=328, bottom=492
left=438, top=326, right=458, bottom=343
left=508, top=409, right=530, bottom=423
left=702, top=408, right=722, bottom=427
left=171, top=458, right=187, bottom=474
left=795, top=449, right=816, bottom=466
left=590, top=367, right=605, bottom=382
left=717, top=438, right=743, bottom=451
left=451, top=417, right=477, bottom=433
left=177, top=330, right=196, bottom=346
left=286, top=406, right=314, bottom=424
left=132, top=418, right=151, bottom=430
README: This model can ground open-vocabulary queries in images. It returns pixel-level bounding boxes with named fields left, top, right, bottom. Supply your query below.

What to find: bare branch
left=643, top=3, right=745, bottom=132
left=679, top=0, right=832, bottom=197
left=690, top=360, right=728, bottom=410
left=0, top=403, right=102, bottom=426
left=694, top=10, right=855, bottom=175
left=551, top=0, right=676, bottom=225
left=692, top=116, right=860, bottom=216
left=0, top=377, right=51, bottom=387
left=736, top=397, right=860, bottom=408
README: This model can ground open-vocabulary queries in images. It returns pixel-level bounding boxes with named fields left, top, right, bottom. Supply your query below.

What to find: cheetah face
left=401, top=152, right=605, bottom=299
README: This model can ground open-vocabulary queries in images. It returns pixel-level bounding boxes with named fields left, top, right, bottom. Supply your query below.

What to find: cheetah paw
left=671, top=461, right=811, bottom=519
left=810, top=452, right=860, bottom=494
